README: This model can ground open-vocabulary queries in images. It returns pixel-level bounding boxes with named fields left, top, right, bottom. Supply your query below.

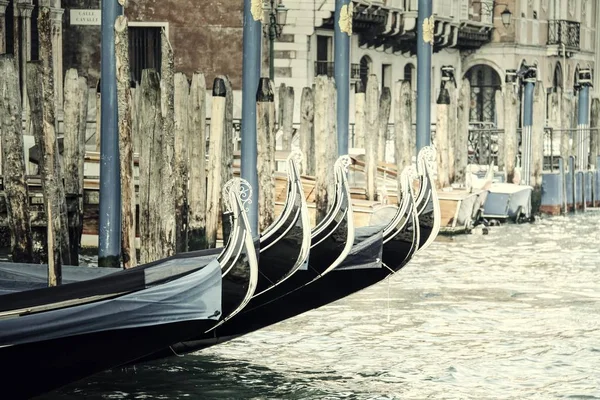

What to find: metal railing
left=548, top=20, right=580, bottom=49
left=314, top=61, right=334, bottom=77
left=314, top=61, right=362, bottom=79
left=468, top=128, right=501, bottom=166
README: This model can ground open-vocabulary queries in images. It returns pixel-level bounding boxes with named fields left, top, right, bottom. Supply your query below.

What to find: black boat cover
left=0, top=259, right=222, bottom=347
left=336, top=226, right=384, bottom=271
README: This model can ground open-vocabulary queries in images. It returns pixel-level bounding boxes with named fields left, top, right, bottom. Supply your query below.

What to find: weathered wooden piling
left=206, top=78, right=227, bottom=247
left=115, top=15, right=136, bottom=268
left=455, top=78, right=470, bottom=185
left=365, top=74, right=379, bottom=201
left=159, top=29, right=176, bottom=258
left=354, top=82, right=366, bottom=149
left=314, top=76, right=337, bottom=223
left=221, top=76, right=234, bottom=183
left=531, top=82, right=546, bottom=210
left=447, top=83, right=457, bottom=182
left=78, top=76, right=89, bottom=208
left=395, top=80, right=413, bottom=175
left=503, top=80, right=519, bottom=184
left=257, top=78, right=275, bottom=232
left=548, top=91, right=561, bottom=163
left=132, top=84, right=142, bottom=154
left=0, top=55, right=33, bottom=263
left=174, top=72, right=190, bottom=253
left=220, top=75, right=235, bottom=239
left=138, top=69, right=163, bottom=263
left=495, top=89, right=504, bottom=173
left=590, top=98, right=600, bottom=166
left=41, top=6, right=71, bottom=268
left=435, top=85, right=450, bottom=189
left=561, top=91, right=573, bottom=160
left=63, top=68, right=85, bottom=265
left=378, top=87, right=392, bottom=163
left=27, top=62, right=65, bottom=284
left=279, top=84, right=294, bottom=152
left=187, top=72, right=208, bottom=251
left=299, top=87, right=314, bottom=175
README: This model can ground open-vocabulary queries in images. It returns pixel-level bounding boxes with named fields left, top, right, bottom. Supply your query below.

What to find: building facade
left=0, top=0, right=598, bottom=126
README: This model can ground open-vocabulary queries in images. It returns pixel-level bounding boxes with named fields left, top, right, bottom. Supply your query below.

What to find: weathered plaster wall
left=61, top=0, right=244, bottom=89
left=126, top=0, right=244, bottom=89
left=62, top=0, right=102, bottom=84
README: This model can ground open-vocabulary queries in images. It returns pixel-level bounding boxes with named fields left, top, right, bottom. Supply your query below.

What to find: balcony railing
left=548, top=20, right=580, bottom=49
left=315, top=61, right=361, bottom=79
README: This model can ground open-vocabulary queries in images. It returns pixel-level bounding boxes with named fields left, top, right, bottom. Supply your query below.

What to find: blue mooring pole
left=98, top=0, right=123, bottom=268
left=576, top=70, right=591, bottom=171
left=241, top=0, right=262, bottom=234
left=416, top=0, right=433, bottom=154
left=522, top=67, right=536, bottom=187
left=334, top=0, right=351, bottom=156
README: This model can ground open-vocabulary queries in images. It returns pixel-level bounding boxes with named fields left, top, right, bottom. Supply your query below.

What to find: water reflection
left=40, top=213, right=600, bottom=399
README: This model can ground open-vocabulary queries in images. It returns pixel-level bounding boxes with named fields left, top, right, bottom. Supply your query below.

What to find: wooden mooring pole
left=257, top=78, right=275, bottom=232
left=561, top=91, right=573, bottom=161
left=138, top=69, right=162, bottom=264
left=503, top=79, right=519, bottom=184
left=395, top=80, right=413, bottom=175
left=159, top=29, right=176, bottom=258
left=0, top=55, right=33, bottom=263
left=174, top=72, right=190, bottom=253
left=206, top=78, right=226, bottom=247
left=377, top=87, right=392, bottom=163
left=279, top=83, right=294, bottom=152
left=435, top=83, right=450, bottom=189
left=115, top=15, right=136, bottom=268
left=455, top=78, right=470, bottom=185
left=299, top=87, right=314, bottom=175
left=531, top=82, right=546, bottom=211
left=187, top=72, right=208, bottom=251
left=27, top=61, right=67, bottom=284
left=63, top=68, right=85, bottom=265
left=314, top=76, right=337, bottom=223
left=354, top=82, right=366, bottom=150
left=365, top=74, right=379, bottom=201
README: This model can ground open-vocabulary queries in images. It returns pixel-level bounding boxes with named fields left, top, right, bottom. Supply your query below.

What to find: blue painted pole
left=334, top=0, right=351, bottom=156
left=416, top=0, right=432, bottom=153
left=98, top=0, right=123, bottom=268
left=522, top=76, right=535, bottom=187
left=241, top=0, right=262, bottom=234
left=577, top=81, right=590, bottom=171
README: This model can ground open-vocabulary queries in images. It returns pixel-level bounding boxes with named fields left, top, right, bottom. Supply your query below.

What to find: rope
left=168, top=345, right=184, bottom=358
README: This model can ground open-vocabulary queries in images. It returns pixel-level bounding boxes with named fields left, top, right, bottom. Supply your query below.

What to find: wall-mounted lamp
left=472, top=1, right=513, bottom=28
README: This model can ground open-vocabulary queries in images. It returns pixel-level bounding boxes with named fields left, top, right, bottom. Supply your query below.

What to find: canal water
left=40, top=212, right=600, bottom=399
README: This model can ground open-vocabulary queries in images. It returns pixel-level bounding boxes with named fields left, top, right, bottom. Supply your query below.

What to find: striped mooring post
left=521, top=66, right=537, bottom=187
left=576, top=68, right=592, bottom=171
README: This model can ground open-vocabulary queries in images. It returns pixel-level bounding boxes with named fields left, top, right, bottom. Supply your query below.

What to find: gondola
left=138, top=160, right=422, bottom=359
left=250, top=150, right=311, bottom=296
left=413, top=146, right=442, bottom=251
left=0, top=181, right=259, bottom=399
left=132, top=155, right=355, bottom=363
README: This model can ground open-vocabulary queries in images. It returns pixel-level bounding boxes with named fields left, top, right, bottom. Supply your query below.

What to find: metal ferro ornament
left=251, top=0, right=263, bottom=21
left=339, top=3, right=353, bottom=36
left=422, top=16, right=435, bottom=44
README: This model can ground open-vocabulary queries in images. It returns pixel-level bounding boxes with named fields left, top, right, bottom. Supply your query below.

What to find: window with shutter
left=128, top=26, right=162, bottom=85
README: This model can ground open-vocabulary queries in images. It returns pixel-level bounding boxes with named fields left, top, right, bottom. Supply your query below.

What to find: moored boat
left=0, top=180, right=258, bottom=398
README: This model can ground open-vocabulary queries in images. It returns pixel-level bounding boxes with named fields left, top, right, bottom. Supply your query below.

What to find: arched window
left=553, top=62, right=563, bottom=91
left=465, top=65, right=501, bottom=125
left=359, top=55, right=372, bottom=89
left=4, top=1, right=15, bottom=55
